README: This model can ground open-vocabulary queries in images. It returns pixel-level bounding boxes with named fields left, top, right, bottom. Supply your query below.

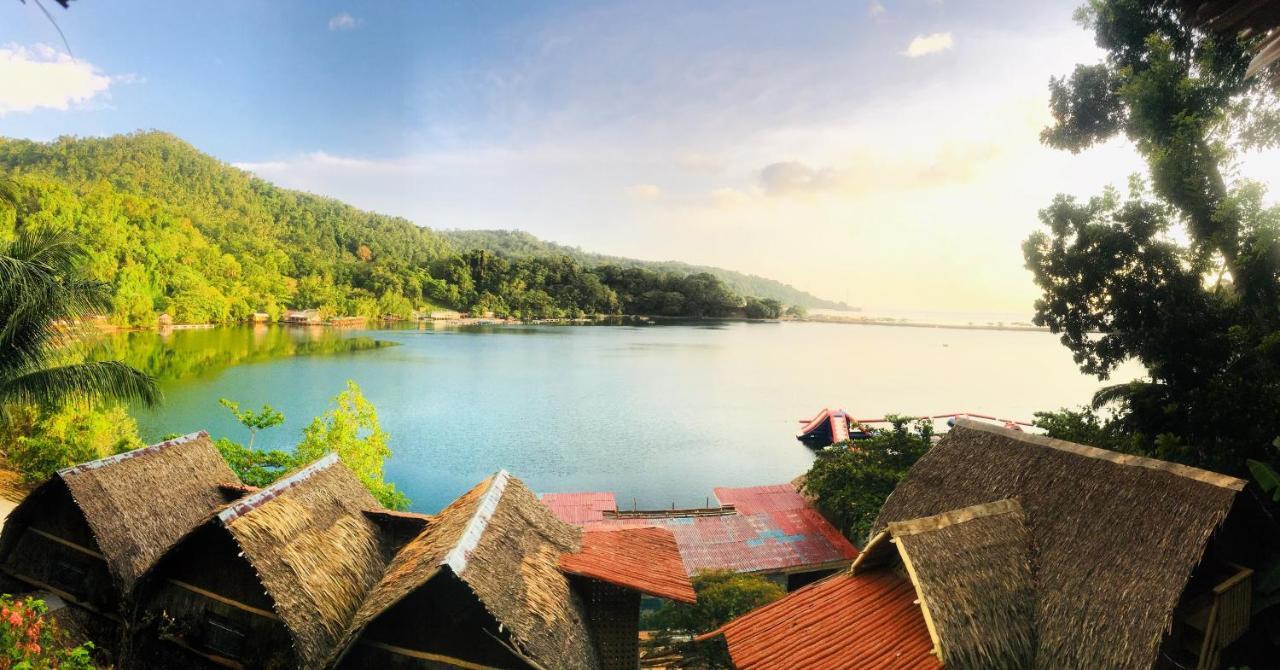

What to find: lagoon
left=112, top=321, right=1140, bottom=513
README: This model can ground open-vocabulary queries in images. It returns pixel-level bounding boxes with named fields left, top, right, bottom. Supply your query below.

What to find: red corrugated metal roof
left=544, top=483, right=858, bottom=576
left=704, top=569, right=941, bottom=670
left=559, top=527, right=696, bottom=603
left=540, top=491, right=617, bottom=524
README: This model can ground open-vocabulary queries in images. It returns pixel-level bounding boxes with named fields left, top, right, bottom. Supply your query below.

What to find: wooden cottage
left=0, top=433, right=242, bottom=631
left=704, top=420, right=1259, bottom=669
left=127, top=454, right=395, bottom=670
left=329, top=470, right=694, bottom=670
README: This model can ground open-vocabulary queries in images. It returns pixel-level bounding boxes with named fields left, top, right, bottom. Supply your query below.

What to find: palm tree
left=0, top=180, right=159, bottom=416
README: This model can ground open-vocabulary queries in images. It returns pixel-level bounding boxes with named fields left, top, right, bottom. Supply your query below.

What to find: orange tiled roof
left=706, top=570, right=941, bottom=670
left=559, top=527, right=696, bottom=603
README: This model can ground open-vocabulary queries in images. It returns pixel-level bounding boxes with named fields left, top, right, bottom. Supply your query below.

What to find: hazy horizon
left=4, top=0, right=1278, bottom=311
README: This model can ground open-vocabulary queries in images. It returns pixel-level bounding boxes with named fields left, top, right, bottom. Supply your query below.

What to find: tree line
left=0, top=132, right=797, bottom=325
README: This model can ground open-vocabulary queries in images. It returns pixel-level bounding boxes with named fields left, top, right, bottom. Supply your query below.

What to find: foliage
left=213, top=438, right=296, bottom=489
left=1, top=401, right=143, bottom=484
left=215, top=381, right=409, bottom=508
left=1024, top=0, right=1280, bottom=474
left=800, top=416, right=934, bottom=544
left=294, top=381, right=408, bottom=510
left=442, top=228, right=848, bottom=310
left=743, top=297, right=784, bottom=319
left=218, top=399, right=283, bottom=450
left=644, top=570, right=785, bottom=669
left=1032, top=407, right=1144, bottom=455
left=0, top=595, right=96, bottom=670
left=0, top=133, right=803, bottom=324
left=0, top=203, right=159, bottom=418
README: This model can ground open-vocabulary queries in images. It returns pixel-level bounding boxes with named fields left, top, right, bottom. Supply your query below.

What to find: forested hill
left=0, top=132, right=843, bottom=323
left=442, top=230, right=848, bottom=310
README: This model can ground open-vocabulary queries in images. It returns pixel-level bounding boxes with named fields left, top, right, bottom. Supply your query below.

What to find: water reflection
left=84, top=325, right=397, bottom=382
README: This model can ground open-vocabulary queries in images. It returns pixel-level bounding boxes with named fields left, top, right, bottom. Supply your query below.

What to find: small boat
left=796, top=408, right=872, bottom=448
left=797, top=409, right=1034, bottom=448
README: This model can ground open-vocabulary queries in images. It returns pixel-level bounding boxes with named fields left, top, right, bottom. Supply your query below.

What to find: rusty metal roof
left=540, top=483, right=858, bottom=575
left=703, top=569, right=941, bottom=670
left=559, top=527, right=696, bottom=603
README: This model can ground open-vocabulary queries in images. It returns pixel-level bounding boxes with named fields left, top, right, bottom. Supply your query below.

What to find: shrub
left=644, top=570, right=785, bottom=668
left=800, top=416, right=933, bottom=544
left=0, top=595, right=95, bottom=669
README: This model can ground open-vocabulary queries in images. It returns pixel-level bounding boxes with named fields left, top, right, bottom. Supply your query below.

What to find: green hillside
left=442, top=230, right=850, bottom=310
left=0, top=132, right=837, bottom=323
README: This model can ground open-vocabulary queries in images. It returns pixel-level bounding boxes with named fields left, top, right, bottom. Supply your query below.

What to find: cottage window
left=51, top=558, right=89, bottom=596
left=201, top=613, right=247, bottom=660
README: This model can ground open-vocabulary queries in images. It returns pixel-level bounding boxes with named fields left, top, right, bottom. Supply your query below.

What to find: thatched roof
left=214, top=454, right=387, bottom=669
left=873, top=419, right=1245, bottom=669
left=857, top=499, right=1036, bottom=669
left=330, top=471, right=598, bottom=669
left=5, top=431, right=240, bottom=590
left=1177, top=0, right=1280, bottom=85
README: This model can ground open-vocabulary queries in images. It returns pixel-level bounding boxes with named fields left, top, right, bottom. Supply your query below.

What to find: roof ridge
left=887, top=498, right=1022, bottom=537
left=216, top=452, right=340, bottom=523
left=58, top=431, right=209, bottom=477
left=444, top=469, right=510, bottom=575
left=951, top=419, right=1246, bottom=491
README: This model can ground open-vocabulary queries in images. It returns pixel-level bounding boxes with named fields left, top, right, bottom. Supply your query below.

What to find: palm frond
left=0, top=361, right=161, bottom=409
left=1091, top=381, right=1167, bottom=409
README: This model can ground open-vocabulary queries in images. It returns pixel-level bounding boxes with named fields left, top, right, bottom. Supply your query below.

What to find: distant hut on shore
left=128, top=454, right=392, bottom=669
left=0, top=432, right=241, bottom=624
left=329, top=471, right=694, bottom=670
left=703, top=420, right=1260, bottom=669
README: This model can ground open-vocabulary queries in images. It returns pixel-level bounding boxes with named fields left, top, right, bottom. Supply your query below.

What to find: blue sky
left=3, top=1, right=1277, bottom=311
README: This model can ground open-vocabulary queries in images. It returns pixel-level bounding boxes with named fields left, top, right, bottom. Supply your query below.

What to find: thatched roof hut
left=873, top=419, right=1245, bottom=669
left=131, top=454, right=389, bottom=669
left=331, top=470, right=599, bottom=669
left=0, top=432, right=240, bottom=611
left=854, top=498, right=1035, bottom=669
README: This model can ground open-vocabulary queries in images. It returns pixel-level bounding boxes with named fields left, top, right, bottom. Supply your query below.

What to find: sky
left=2, top=1, right=1277, bottom=313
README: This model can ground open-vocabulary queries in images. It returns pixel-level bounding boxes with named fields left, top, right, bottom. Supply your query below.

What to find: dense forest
left=442, top=229, right=850, bottom=310
left=0, top=132, right=818, bottom=325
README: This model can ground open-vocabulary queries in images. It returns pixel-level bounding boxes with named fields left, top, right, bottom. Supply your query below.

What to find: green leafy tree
left=800, top=417, right=933, bottom=543
left=1024, top=0, right=1280, bottom=473
left=0, top=182, right=159, bottom=421
left=2, top=401, right=144, bottom=484
left=218, top=398, right=284, bottom=450
left=294, top=380, right=409, bottom=510
left=645, top=570, right=785, bottom=668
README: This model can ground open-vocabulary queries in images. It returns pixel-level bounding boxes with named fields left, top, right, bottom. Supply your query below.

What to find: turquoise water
left=120, top=322, right=1137, bottom=513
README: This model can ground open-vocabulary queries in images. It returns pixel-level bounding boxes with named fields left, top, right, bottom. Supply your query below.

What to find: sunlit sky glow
left=2, top=1, right=1277, bottom=311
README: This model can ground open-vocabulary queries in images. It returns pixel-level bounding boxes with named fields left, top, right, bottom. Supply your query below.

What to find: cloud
left=868, top=1, right=886, bottom=18
left=625, top=183, right=662, bottom=199
left=328, top=12, right=362, bottom=31
left=759, top=161, right=838, bottom=195
left=0, top=44, right=113, bottom=115
left=903, top=32, right=954, bottom=57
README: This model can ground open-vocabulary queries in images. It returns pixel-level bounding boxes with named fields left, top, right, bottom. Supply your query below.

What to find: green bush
left=800, top=416, right=933, bottom=545
left=0, top=594, right=96, bottom=669
left=3, top=402, right=143, bottom=484
left=645, top=570, right=785, bottom=668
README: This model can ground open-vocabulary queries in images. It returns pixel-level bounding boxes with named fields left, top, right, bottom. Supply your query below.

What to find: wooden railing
left=1193, top=563, right=1253, bottom=670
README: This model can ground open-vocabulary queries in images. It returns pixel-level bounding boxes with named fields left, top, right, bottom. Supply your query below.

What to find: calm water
left=112, top=322, right=1140, bottom=513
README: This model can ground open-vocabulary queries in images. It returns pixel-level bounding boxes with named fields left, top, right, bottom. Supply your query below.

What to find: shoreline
left=87, top=313, right=1052, bottom=335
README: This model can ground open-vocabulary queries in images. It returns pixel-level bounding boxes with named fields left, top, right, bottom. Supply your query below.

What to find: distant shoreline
left=796, top=314, right=1048, bottom=333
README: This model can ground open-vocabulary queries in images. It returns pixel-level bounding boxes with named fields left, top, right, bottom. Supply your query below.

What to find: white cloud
left=903, top=32, right=954, bottom=58
left=625, top=183, right=662, bottom=199
left=0, top=44, right=112, bottom=115
left=868, top=1, right=886, bottom=18
left=328, top=12, right=362, bottom=31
